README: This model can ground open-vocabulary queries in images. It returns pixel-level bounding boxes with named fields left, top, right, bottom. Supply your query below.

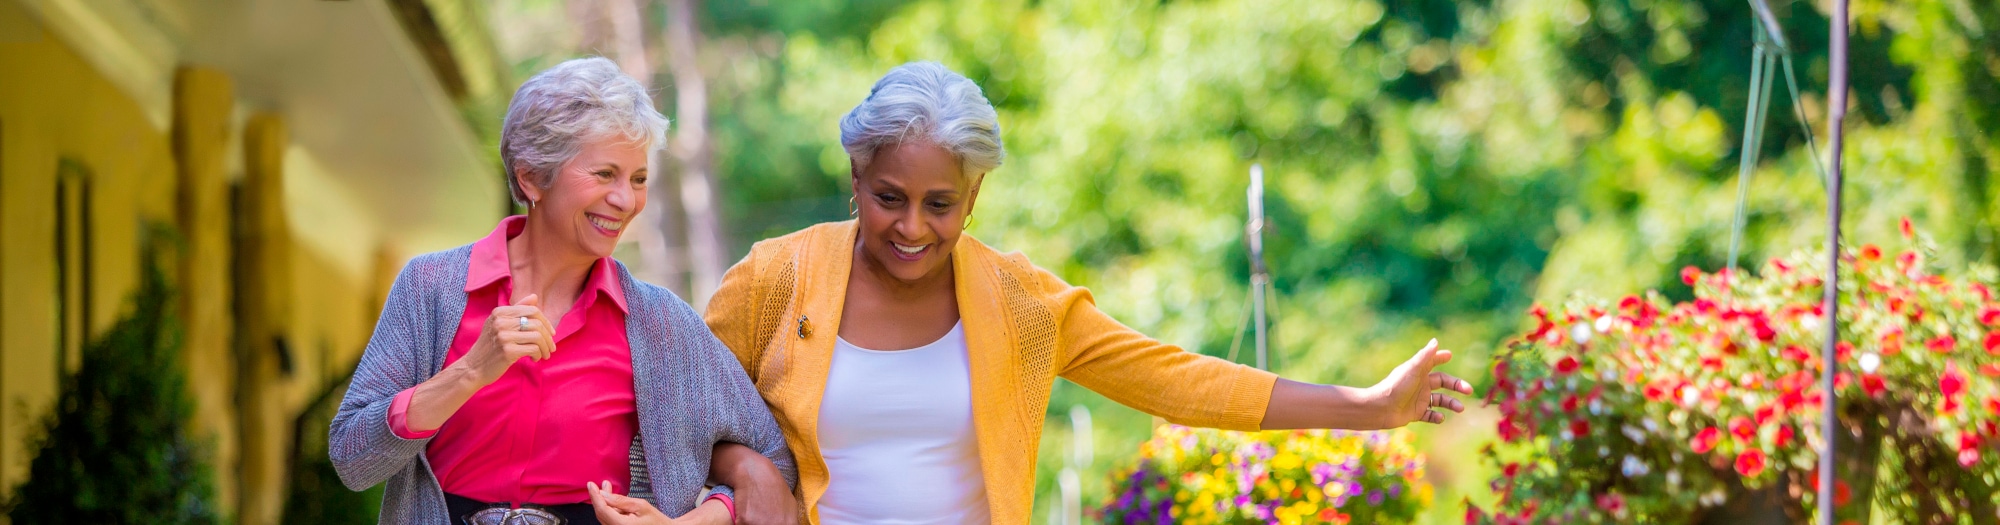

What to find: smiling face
left=852, top=141, right=981, bottom=286
left=518, top=138, right=649, bottom=261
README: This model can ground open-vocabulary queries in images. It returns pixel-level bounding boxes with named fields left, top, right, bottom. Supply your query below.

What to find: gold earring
left=963, top=213, right=974, bottom=230
left=849, top=196, right=858, bottom=217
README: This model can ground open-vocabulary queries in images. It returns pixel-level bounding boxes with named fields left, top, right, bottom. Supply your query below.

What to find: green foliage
left=489, top=0, right=2000, bottom=521
left=3, top=231, right=222, bottom=524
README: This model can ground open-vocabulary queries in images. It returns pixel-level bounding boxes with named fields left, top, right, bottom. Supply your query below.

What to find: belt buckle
left=466, top=505, right=566, bottom=525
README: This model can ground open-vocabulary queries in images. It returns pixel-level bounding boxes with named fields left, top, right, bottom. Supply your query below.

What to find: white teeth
left=589, top=215, right=625, bottom=231
left=893, top=243, right=926, bottom=254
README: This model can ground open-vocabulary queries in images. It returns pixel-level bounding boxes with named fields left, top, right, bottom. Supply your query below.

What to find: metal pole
left=1819, top=0, right=1849, bottom=523
left=1248, top=164, right=1270, bottom=371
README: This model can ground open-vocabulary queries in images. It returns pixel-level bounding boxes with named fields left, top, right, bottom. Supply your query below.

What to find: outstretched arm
left=1260, top=339, right=1474, bottom=430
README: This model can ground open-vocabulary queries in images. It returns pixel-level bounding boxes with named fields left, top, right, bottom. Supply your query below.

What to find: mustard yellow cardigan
left=704, top=220, right=1278, bottom=524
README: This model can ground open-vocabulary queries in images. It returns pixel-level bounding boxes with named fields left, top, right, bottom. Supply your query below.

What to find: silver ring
left=517, top=316, right=531, bottom=331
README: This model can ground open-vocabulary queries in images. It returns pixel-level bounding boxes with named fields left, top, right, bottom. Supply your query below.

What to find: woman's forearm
left=402, top=365, right=485, bottom=433
left=675, top=499, right=731, bottom=525
left=1259, top=378, right=1386, bottom=430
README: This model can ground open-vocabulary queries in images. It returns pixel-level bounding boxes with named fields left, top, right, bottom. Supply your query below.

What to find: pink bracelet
left=703, top=492, right=736, bottom=523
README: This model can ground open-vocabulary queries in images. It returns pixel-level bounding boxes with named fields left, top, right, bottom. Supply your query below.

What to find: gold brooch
left=797, top=315, right=812, bottom=339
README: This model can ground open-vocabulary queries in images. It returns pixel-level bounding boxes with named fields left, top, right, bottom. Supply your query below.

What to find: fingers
left=1429, top=372, right=1474, bottom=396
left=1429, top=393, right=1466, bottom=413
left=516, top=293, right=540, bottom=307
left=493, top=314, right=555, bottom=360
left=1419, top=410, right=1445, bottom=424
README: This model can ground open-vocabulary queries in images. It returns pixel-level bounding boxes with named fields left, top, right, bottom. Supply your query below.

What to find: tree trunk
left=566, top=0, right=692, bottom=296
left=663, top=0, right=728, bottom=308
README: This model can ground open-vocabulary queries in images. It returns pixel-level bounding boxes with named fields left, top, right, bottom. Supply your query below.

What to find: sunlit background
left=1, top=0, right=1995, bottom=523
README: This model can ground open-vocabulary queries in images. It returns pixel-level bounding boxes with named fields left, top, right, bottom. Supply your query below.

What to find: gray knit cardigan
left=329, top=244, right=796, bottom=524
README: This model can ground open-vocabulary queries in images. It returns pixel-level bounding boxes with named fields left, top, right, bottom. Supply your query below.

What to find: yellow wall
left=1, top=10, right=399, bottom=524
left=0, top=11, right=178, bottom=493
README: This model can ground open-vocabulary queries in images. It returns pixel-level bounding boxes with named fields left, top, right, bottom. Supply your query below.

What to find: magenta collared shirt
left=388, top=215, right=637, bottom=505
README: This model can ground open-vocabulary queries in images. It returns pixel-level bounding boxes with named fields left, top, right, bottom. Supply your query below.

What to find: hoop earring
left=849, top=196, right=858, bottom=217
left=963, top=213, right=974, bottom=230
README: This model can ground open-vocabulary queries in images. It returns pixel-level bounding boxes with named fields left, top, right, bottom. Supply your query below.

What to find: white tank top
left=816, top=321, right=992, bottom=524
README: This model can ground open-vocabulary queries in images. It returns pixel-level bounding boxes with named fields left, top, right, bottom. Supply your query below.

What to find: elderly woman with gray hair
left=701, top=61, right=1478, bottom=524
left=330, top=57, right=796, bottom=525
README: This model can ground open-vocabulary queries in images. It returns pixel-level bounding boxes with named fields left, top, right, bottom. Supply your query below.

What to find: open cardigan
left=704, top=220, right=1279, bottom=524
left=329, top=244, right=796, bottom=524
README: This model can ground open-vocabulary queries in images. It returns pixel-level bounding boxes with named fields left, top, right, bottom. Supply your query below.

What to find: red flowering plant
left=1470, top=222, right=2000, bottom=524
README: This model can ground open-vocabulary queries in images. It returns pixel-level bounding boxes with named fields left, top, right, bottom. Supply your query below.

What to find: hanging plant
left=1470, top=221, right=1999, bottom=524
left=1100, top=425, right=1431, bottom=524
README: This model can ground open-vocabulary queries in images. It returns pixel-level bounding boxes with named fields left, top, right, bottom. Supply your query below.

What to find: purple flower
left=1368, top=489, right=1385, bottom=506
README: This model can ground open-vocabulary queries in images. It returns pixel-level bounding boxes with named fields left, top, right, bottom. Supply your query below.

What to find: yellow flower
left=1272, top=452, right=1303, bottom=470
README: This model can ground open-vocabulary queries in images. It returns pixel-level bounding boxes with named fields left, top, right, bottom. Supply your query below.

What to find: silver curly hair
left=499, top=56, right=670, bottom=206
left=839, top=61, right=1005, bottom=180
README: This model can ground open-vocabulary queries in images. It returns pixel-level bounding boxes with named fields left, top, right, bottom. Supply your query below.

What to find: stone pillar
left=171, top=65, right=238, bottom=513
left=234, top=112, right=292, bottom=525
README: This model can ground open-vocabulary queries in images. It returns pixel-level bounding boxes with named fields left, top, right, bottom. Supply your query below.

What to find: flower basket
left=1100, top=425, right=1431, bottom=524
left=1472, top=223, right=2000, bottom=524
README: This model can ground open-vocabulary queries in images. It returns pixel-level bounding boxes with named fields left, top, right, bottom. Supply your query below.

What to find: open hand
left=588, top=481, right=674, bottom=525
left=1371, top=339, right=1475, bottom=427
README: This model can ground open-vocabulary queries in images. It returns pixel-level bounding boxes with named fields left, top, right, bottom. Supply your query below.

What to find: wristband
left=704, top=492, right=736, bottom=523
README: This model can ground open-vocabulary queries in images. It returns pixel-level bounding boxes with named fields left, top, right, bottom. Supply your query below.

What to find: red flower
left=1755, top=405, right=1779, bottom=426
left=1555, top=356, right=1580, bottom=375
left=1900, top=216, right=1915, bottom=238
left=1928, top=335, right=1957, bottom=354
left=1735, top=449, right=1767, bottom=477
left=1681, top=266, right=1702, bottom=286
left=1985, top=333, right=2000, bottom=356
left=1729, top=416, right=1757, bottom=441
left=1502, top=462, right=1521, bottom=478
left=1983, top=364, right=2000, bottom=377
left=1880, top=327, right=1904, bottom=356
left=1780, top=345, right=1812, bottom=362
left=1834, top=479, right=1852, bottom=507
left=1984, top=306, right=2000, bottom=326
left=1774, top=425, right=1796, bottom=450
left=1769, top=258, right=1793, bottom=275
left=1561, top=394, right=1580, bottom=413
left=1861, top=374, right=1886, bottom=397
left=1595, top=492, right=1627, bottom=515
left=1691, top=427, right=1722, bottom=453
left=1859, top=244, right=1883, bottom=262
left=1750, top=315, right=1777, bottom=343
left=1898, top=250, right=1921, bottom=274
left=1942, top=362, right=1967, bottom=414
left=1977, top=283, right=1995, bottom=302
left=1644, top=380, right=1674, bottom=402
left=1959, top=432, right=1983, bottom=467
left=1570, top=418, right=1591, bottom=437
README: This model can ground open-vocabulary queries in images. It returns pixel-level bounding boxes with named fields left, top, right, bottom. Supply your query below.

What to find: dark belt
left=445, top=492, right=599, bottom=525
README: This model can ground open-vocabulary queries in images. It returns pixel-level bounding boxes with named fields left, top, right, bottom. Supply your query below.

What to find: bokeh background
left=0, top=0, right=1994, bottom=523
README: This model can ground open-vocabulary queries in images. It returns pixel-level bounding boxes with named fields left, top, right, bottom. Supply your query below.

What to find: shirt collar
left=466, top=215, right=628, bottom=313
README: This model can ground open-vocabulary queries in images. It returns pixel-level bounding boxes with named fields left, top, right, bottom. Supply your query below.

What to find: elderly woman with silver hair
left=330, top=57, right=797, bottom=525
left=700, top=61, right=1479, bottom=524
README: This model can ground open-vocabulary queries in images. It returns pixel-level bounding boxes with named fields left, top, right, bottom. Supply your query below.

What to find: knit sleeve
left=329, top=256, right=444, bottom=490
left=1040, top=262, right=1279, bottom=431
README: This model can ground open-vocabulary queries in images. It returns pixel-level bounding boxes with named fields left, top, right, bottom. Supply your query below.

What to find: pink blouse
left=387, top=215, right=637, bottom=505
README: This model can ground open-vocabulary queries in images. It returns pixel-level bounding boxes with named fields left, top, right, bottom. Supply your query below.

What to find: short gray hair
left=500, top=57, right=670, bottom=206
left=840, top=62, right=1004, bottom=179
